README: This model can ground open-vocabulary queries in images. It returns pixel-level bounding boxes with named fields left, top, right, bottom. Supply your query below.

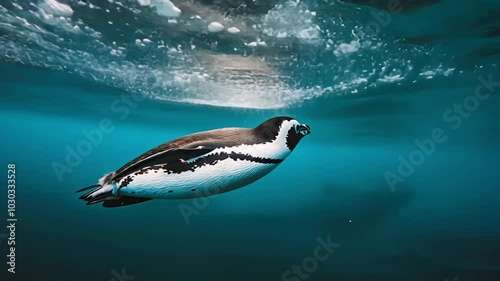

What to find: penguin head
left=254, top=116, right=310, bottom=151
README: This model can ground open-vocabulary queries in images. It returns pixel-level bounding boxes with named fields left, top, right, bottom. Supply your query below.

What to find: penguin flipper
left=112, top=146, right=215, bottom=181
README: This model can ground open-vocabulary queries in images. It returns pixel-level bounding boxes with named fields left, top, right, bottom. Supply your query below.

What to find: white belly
left=118, top=158, right=280, bottom=199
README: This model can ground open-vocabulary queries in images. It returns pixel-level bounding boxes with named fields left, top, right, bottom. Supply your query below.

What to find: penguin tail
left=77, top=172, right=119, bottom=205
left=78, top=183, right=117, bottom=205
left=77, top=174, right=153, bottom=208
left=77, top=183, right=152, bottom=207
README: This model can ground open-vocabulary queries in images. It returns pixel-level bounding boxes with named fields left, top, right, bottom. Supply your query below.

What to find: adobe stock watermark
left=52, top=92, right=145, bottom=182
left=281, top=235, right=341, bottom=281
left=110, top=267, right=135, bottom=281
left=444, top=276, right=458, bottom=281
left=385, top=74, right=499, bottom=191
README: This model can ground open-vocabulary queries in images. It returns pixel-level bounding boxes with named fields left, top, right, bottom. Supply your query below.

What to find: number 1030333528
left=8, top=164, right=16, bottom=213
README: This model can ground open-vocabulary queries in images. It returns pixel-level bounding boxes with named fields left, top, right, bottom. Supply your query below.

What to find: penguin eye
left=294, top=124, right=300, bottom=134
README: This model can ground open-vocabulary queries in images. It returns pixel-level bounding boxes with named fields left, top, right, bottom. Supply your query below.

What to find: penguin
left=78, top=116, right=310, bottom=207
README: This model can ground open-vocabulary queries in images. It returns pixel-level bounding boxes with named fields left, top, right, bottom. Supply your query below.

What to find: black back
left=253, top=116, right=293, bottom=143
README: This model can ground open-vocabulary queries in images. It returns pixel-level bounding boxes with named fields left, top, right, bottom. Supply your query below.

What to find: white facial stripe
left=208, top=119, right=298, bottom=160
left=183, top=119, right=299, bottom=164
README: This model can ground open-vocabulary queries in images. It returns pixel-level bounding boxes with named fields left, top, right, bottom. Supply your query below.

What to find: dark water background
left=1, top=0, right=500, bottom=280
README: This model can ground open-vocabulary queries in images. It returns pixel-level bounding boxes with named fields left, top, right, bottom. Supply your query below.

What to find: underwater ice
left=138, top=0, right=181, bottom=18
left=227, top=27, right=241, bottom=34
left=208, top=22, right=224, bottom=33
left=39, top=0, right=73, bottom=17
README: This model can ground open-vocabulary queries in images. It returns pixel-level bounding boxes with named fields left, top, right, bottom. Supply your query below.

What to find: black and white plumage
left=78, top=116, right=311, bottom=207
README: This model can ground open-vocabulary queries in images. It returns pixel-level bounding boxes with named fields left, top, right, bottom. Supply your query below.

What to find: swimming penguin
left=78, top=116, right=310, bottom=207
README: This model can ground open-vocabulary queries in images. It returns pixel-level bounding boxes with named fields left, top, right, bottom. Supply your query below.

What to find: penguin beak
left=298, top=124, right=311, bottom=136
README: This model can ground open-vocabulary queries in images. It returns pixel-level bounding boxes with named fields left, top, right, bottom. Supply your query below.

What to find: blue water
left=1, top=0, right=500, bottom=280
